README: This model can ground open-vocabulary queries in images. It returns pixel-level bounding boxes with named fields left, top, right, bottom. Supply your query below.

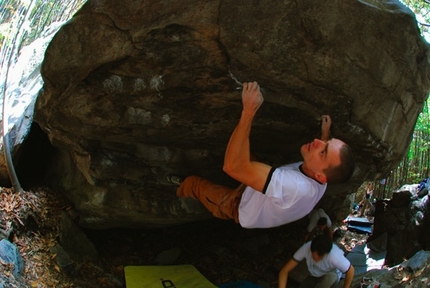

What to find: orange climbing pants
left=176, top=176, right=246, bottom=223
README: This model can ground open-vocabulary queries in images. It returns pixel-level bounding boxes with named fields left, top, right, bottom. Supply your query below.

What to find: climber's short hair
left=310, top=235, right=332, bottom=256
left=324, top=143, right=355, bottom=184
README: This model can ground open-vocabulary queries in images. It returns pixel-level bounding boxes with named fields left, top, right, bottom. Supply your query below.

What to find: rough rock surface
left=335, top=250, right=430, bottom=288
left=367, top=187, right=430, bottom=266
left=0, top=22, right=64, bottom=186
left=0, top=239, right=24, bottom=277
left=34, top=0, right=430, bottom=228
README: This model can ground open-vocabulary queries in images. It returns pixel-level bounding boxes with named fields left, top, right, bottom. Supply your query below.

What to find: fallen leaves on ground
left=0, top=187, right=73, bottom=287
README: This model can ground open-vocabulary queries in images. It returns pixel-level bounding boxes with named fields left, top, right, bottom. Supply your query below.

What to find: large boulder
left=34, top=0, right=430, bottom=228
left=368, top=188, right=430, bottom=266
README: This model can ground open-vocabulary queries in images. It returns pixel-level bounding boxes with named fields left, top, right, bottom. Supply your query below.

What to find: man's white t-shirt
left=307, top=208, right=332, bottom=232
left=293, top=242, right=351, bottom=278
left=238, top=162, right=327, bottom=229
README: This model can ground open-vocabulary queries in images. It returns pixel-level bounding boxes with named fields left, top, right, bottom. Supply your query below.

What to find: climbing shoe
left=166, top=175, right=185, bottom=186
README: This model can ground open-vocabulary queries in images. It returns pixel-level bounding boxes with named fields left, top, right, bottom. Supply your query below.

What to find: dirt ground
left=0, top=187, right=368, bottom=288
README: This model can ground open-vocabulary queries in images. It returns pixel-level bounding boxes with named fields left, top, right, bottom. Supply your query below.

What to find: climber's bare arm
left=223, top=82, right=272, bottom=192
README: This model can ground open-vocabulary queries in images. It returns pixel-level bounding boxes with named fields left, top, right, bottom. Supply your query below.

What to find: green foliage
left=373, top=97, right=430, bottom=199
left=402, top=0, right=430, bottom=40
left=22, top=0, right=86, bottom=46
left=0, top=0, right=86, bottom=50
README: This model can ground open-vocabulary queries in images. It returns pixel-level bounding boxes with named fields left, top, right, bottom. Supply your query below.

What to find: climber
left=167, top=81, right=355, bottom=229
left=278, top=234, right=355, bottom=288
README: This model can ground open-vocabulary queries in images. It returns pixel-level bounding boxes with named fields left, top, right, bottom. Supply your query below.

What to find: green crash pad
left=124, top=265, right=218, bottom=288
